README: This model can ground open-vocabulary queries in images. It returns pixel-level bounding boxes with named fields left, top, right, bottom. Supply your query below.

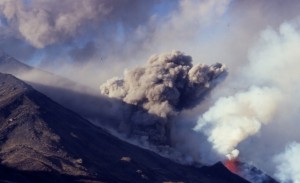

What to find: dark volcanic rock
left=0, top=73, right=249, bottom=183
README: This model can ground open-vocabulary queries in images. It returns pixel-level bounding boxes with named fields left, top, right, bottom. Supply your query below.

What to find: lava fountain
left=224, top=149, right=240, bottom=174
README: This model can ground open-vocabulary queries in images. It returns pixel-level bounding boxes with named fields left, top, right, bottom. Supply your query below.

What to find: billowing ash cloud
left=0, top=0, right=161, bottom=49
left=100, top=51, right=226, bottom=144
left=0, top=0, right=109, bottom=48
left=274, top=142, right=300, bottom=183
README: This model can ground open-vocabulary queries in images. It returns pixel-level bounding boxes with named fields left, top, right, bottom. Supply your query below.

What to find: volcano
left=0, top=72, right=250, bottom=182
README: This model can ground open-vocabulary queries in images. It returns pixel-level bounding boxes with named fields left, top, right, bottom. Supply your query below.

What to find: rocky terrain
left=0, top=73, right=249, bottom=182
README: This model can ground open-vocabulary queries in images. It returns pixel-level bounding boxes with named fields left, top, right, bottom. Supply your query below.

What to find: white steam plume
left=100, top=51, right=226, bottom=145
left=192, top=16, right=300, bottom=182
left=194, top=86, right=282, bottom=156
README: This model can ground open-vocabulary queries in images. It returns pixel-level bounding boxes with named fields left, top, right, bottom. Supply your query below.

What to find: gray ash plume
left=100, top=51, right=227, bottom=145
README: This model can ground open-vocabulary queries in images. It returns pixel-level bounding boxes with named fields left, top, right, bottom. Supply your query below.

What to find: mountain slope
left=0, top=51, right=113, bottom=124
left=0, top=73, right=249, bottom=183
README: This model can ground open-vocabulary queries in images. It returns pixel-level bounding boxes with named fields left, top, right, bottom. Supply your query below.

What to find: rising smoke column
left=194, top=86, right=282, bottom=157
left=100, top=51, right=227, bottom=145
left=193, top=17, right=300, bottom=182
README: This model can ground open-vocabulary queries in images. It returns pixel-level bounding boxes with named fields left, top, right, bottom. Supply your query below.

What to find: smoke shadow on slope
left=26, top=81, right=173, bottom=145
left=27, top=81, right=115, bottom=123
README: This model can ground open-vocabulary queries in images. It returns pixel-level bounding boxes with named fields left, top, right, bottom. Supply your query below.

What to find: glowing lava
left=224, top=149, right=240, bottom=174
left=224, top=159, right=239, bottom=174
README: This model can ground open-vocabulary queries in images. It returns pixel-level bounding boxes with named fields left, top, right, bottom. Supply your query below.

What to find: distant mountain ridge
left=0, top=51, right=32, bottom=75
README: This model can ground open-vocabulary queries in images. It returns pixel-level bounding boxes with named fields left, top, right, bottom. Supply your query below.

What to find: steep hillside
left=0, top=73, right=249, bottom=183
left=0, top=51, right=112, bottom=123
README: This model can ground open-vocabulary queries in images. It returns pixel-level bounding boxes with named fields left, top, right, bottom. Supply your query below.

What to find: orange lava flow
left=224, top=159, right=239, bottom=174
